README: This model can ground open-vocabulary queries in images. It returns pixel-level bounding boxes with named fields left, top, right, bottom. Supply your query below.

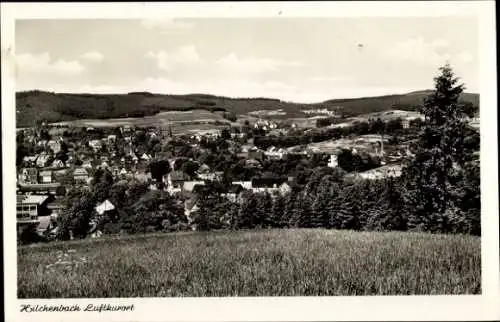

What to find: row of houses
left=163, top=171, right=293, bottom=197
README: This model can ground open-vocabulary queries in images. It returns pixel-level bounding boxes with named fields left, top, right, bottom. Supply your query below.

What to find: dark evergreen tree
left=402, top=63, right=479, bottom=233
left=270, top=192, right=287, bottom=228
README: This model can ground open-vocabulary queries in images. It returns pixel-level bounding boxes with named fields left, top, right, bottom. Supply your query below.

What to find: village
left=16, top=109, right=474, bottom=241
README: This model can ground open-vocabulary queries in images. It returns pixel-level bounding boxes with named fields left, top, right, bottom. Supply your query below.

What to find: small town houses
left=16, top=119, right=417, bottom=240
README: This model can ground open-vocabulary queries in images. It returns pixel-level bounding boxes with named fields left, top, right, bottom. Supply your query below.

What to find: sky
left=15, top=17, right=478, bottom=103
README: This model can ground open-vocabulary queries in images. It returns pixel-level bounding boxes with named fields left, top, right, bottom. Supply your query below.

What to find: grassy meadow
left=17, top=229, right=481, bottom=298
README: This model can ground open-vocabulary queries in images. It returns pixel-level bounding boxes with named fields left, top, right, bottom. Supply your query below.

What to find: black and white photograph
left=2, top=2, right=499, bottom=322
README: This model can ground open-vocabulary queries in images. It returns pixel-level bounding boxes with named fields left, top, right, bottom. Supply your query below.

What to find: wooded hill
left=16, top=90, right=479, bottom=127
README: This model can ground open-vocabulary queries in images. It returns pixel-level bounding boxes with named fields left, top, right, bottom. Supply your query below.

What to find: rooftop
left=17, top=194, right=49, bottom=205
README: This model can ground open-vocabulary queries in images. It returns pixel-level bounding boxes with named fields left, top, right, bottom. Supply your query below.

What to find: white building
left=328, top=154, right=338, bottom=168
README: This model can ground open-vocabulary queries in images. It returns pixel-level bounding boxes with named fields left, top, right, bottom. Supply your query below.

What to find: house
left=47, top=140, right=61, bottom=154
left=22, top=156, right=37, bottom=167
left=39, top=170, right=52, bottom=183
left=184, top=199, right=199, bottom=225
left=192, top=184, right=212, bottom=196
left=18, top=168, right=38, bottom=184
left=47, top=200, right=65, bottom=218
left=119, top=168, right=129, bottom=178
left=99, top=161, right=110, bottom=169
left=230, top=132, right=245, bottom=139
left=182, top=181, right=205, bottom=193
left=134, top=171, right=152, bottom=183
left=351, top=164, right=403, bottom=180
left=265, top=146, right=286, bottom=160
left=17, top=182, right=61, bottom=194
left=251, top=178, right=291, bottom=195
left=51, top=159, right=65, bottom=168
left=221, top=184, right=244, bottom=202
left=140, top=153, right=151, bottom=161
left=110, top=166, right=120, bottom=177
left=35, top=153, right=50, bottom=168
left=95, top=199, right=115, bottom=215
left=166, top=171, right=190, bottom=194
left=88, top=139, right=102, bottom=151
left=248, top=147, right=265, bottom=161
left=121, top=125, right=132, bottom=135
left=37, top=215, right=55, bottom=235
left=107, top=135, right=117, bottom=143
left=232, top=181, right=252, bottom=190
left=131, top=153, right=139, bottom=163
left=328, top=154, right=339, bottom=168
left=37, top=140, right=48, bottom=147
left=73, top=167, right=89, bottom=182
left=198, top=164, right=210, bottom=175
left=16, top=194, right=51, bottom=226
left=82, top=159, right=93, bottom=169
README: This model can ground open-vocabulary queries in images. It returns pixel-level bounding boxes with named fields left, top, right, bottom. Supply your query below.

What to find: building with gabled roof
left=73, top=167, right=89, bottom=182
left=39, top=170, right=52, bottom=183
left=18, top=168, right=38, bottom=184
left=16, top=194, right=51, bottom=226
left=95, top=199, right=115, bottom=215
left=183, top=181, right=205, bottom=193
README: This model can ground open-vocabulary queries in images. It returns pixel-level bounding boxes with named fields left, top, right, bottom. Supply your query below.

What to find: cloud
left=80, top=51, right=104, bottom=63
left=311, top=76, right=354, bottom=82
left=140, top=18, right=195, bottom=34
left=16, top=52, right=85, bottom=76
left=145, top=45, right=202, bottom=71
left=385, top=37, right=474, bottom=66
left=216, top=53, right=302, bottom=73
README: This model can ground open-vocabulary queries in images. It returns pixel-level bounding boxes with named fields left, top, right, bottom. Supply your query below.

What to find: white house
left=89, top=139, right=102, bottom=151
left=232, top=181, right=253, bottom=190
left=182, top=181, right=205, bottom=193
left=95, top=199, right=115, bottom=215
left=39, top=170, right=52, bottom=183
left=51, top=159, right=65, bottom=168
left=328, top=154, right=338, bottom=168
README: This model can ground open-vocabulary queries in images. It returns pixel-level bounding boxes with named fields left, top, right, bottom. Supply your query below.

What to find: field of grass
left=50, top=109, right=228, bottom=128
left=17, top=229, right=481, bottom=298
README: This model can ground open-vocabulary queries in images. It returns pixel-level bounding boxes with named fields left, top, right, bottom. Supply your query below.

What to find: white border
left=2, top=2, right=499, bottom=321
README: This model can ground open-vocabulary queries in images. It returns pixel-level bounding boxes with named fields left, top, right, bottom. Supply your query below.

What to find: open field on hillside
left=18, top=229, right=481, bottom=298
left=286, top=134, right=394, bottom=154
left=50, top=110, right=228, bottom=128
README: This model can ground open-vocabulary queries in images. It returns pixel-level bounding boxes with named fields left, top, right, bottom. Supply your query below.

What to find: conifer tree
left=402, top=63, right=479, bottom=233
left=270, top=192, right=286, bottom=228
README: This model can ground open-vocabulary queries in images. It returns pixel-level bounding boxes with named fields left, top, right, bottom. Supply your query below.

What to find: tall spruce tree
left=334, top=183, right=361, bottom=230
left=311, top=179, right=337, bottom=228
left=236, top=191, right=258, bottom=229
left=402, top=63, right=479, bottom=233
left=270, top=192, right=286, bottom=228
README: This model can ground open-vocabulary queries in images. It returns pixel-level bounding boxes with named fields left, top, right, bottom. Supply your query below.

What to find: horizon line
left=14, top=88, right=480, bottom=105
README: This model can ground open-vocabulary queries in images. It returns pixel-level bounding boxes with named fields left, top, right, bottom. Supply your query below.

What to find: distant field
left=286, top=134, right=393, bottom=154
left=51, top=109, right=227, bottom=128
left=18, top=229, right=481, bottom=298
